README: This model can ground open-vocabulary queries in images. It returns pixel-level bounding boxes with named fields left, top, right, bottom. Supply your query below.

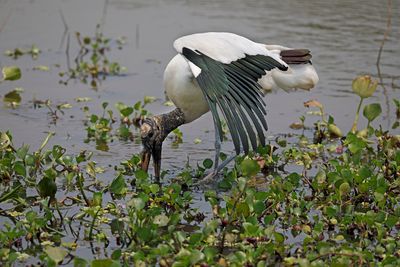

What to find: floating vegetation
left=4, top=45, right=41, bottom=60
left=1, top=66, right=22, bottom=108
left=59, top=25, right=127, bottom=89
left=83, top=97, right=155, bottom=151
left=1, top=74, right=399, bottom=265
left=32, top=98, right=72, bottom=124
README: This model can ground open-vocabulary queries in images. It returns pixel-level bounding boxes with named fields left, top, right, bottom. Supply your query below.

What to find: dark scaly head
left=140, top=116, right=163, bottom=179
left=140, top=108, right=186, bottom=179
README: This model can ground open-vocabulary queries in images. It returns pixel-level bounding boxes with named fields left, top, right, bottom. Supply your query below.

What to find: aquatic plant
left=59, top=25, right=126, bottom=89
left=1, top=76, right=399, bottom=266
left=1, top=66, right=22, bottom=107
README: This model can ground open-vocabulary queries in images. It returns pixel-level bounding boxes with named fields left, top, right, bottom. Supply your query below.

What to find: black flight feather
left=182, top=47, right=287, bottom=155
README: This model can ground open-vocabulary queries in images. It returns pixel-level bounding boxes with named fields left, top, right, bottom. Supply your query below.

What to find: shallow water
left=1, top=0, right=399, bottom=262
left=1, top=0, right=399, bottom=173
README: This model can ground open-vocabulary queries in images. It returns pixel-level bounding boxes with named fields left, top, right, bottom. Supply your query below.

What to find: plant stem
left=351, top=98, right=364, bottom=133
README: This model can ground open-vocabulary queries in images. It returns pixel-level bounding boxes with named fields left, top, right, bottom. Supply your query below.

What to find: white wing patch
left=173, top=32, right=286, bottom=66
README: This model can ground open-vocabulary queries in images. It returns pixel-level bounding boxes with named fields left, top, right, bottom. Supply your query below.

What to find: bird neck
left=155, top=108, right=186, bottom=141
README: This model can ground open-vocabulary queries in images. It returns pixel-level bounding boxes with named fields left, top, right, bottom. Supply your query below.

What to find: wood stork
left=140, top=32, right=318, bottom=179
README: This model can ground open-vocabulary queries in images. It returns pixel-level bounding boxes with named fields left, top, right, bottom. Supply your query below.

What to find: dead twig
left=59, top=9, right=69, bottom=50
left=376, top=0, right=392, bottom=125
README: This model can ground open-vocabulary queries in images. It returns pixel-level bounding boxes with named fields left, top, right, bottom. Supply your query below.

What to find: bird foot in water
left=194, top=170, right=220, bottom=185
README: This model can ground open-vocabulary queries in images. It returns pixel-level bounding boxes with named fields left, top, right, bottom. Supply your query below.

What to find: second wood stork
left=140, top=32, right=319, bottom=179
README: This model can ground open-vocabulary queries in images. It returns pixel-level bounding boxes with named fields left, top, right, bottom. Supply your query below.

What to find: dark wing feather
left=182, top=47, right=287, bottom=155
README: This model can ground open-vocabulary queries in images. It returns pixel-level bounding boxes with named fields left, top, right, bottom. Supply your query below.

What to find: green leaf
left=109, top=174, right=127, bottom=195
left=3, top=90, right=21, bottom=105
left=120, top=107, right=133, bottom=117
left=363, top=103, right=382, bottom=122
left=111, top=249, right=121, bottom=261
left=153, top=214, right=169, bottom=227
left=91, top=259, right=120, bottom=267
left=110, top=219, right=124, bottom=235
left=130, top=197, right=145, bottom=210
left=74, top=257, right=88, bottom=267
left=240, top=158, right=260, bottom=177
left=0, top=132, right=11, bottom=150
left=328, top=123, right=343, bottom=137
left=14, top=161, right=26, bottom=177
left=203, top=158, right=213, bottom=169
left=189, top=233, right=203, bottom=245
left=44, top=246, right=68, bottom=263
left=2, top=66, right=21, bottom=81
left=37, top=176, right=57, bottom=199
left=92, top=192, right=103, bottom=207
left=385, top=215, right=398, bottom=228
left=339, top=182, right=351, bottom=196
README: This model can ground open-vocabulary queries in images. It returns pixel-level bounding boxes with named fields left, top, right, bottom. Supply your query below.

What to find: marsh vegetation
left=0, top=0, right=399, bottom=266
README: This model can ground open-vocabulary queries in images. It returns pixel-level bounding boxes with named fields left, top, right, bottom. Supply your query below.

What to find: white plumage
left=141, top=32, right=319, bottom=179
left=165, top=32, right=319, bottom=122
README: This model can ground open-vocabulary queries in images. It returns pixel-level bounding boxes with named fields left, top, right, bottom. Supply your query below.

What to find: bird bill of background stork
left=140, top=32, right=319, bottom=180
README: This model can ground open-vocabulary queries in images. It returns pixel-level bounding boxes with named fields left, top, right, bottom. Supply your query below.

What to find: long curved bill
left=141, top=148, right=151, bottom=173
left=140, top=146, right=162, bottom=180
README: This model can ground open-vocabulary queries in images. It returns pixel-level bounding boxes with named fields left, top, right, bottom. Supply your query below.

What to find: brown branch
left=376, top=0, right=392, bottom=125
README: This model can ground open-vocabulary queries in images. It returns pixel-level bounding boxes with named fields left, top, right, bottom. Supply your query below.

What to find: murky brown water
left=0, top=0, right=399, bottom=175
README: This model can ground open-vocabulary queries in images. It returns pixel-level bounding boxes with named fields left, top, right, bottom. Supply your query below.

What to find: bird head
left=140, top=116, right=163, bottom=179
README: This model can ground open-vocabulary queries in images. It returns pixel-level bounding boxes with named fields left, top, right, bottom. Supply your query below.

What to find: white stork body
left=164, top=32, right=319, bottom=123
left=141, top=32, right=319, bottom=179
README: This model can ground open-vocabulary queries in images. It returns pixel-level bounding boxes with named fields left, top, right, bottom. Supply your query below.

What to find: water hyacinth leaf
left=44, top=246, right=68, bottom=263
left=3, top=90, right=21, bottom=105
left=2, top=66, right=21, bottom=81
left=203, top=158, right=213, bottom=169
left=91, top=259, right=120, bottom=267
left=111, top=249, right=121, bottom=261
left=339, top=182, right=351, bottom=197
left=86, top=162, right=96, bottom=178
left=241, top=158, right=260, bottom=177
left=189, top=233, right=203, bottom=245
left=0, top=132, right=11, bottom=150
left=37, top=176, right=57, bottom=199
left=135, top=169, right=148, bottom=180
left=92, top=192, right=103, bottom=207
left=120, top=107, right=133, bottom=117
left=363, top=103, right=382, bottom=122
left=130, top=197, right=145, bottom=210
left=14, top=161, right=26, bottom=177
left=328, top=123, right=343, bottom=137
left=153, top=214, right=169, bottom=226
left=110, top=219, right=124, bottom=235
left=74, top=257, right=88, bottom=267
left=109, top=174, right=127, bottom=195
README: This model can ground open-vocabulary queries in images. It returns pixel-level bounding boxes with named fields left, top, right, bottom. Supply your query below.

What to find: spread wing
left=175, top=32, right=288, bottom=154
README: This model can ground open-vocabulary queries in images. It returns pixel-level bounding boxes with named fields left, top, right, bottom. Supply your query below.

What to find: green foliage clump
left=1, top=76, right=400, bottom=266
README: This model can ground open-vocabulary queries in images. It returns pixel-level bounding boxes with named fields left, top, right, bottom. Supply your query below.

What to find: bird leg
left=197, top=125, right=236, bottom=184
left=198, top=153, right=236, bottom=185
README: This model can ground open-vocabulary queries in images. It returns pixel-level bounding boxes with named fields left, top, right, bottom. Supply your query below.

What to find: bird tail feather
left=259, top=46, right=319, bottom=92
